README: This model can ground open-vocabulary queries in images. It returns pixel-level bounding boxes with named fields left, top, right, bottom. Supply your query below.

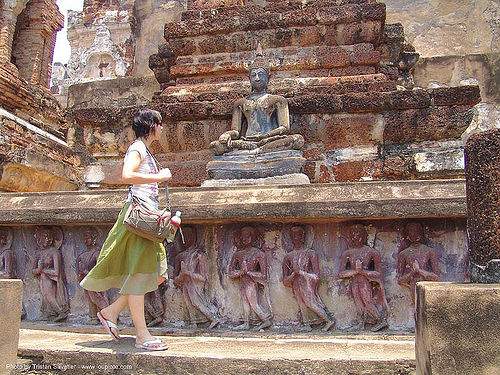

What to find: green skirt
left=80, top=202, right=168, bottom=295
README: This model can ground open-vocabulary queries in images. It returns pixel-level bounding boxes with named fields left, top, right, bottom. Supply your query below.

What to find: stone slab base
left=206, top=150, right=306, bottom=180
left=415, top=282, right=500, bottom=375
left=0, top=280, right=23, bottom=375
left=201, top=173, right=310, bottom=187
left=16, top=328, right=415, bottom=375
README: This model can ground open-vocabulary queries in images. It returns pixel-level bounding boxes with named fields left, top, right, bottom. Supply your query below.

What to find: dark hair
left=132, top=108, right=162, bottom=139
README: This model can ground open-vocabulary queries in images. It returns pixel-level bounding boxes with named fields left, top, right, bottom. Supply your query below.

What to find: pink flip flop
left=135, top=338, right=168, bottom=351
left=97, top=311, right=121, bottom=340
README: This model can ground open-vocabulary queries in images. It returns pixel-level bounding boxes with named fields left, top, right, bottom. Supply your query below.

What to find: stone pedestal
left=204, top=149, right=310, bottom=186
left=415, top=282, right=500, bottom=375
left=0, top=279, right=23, bottom=375
left=465, top=128, right=500, bottom=282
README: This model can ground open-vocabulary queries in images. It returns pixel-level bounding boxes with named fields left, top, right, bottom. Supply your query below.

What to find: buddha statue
left=209, top=50, right=304, bottom=156
left=205, top=47, right=308, bottom=184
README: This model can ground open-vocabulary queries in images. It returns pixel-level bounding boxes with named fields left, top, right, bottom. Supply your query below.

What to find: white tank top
left=125, top=140, right=160, bottom=208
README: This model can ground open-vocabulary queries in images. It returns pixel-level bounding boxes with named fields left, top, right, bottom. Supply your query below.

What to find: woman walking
left=81, top=108, right=171, bottom=351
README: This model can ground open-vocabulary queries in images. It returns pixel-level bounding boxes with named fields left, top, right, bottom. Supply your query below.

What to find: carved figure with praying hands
left=338, top=224, right=389, bottom=331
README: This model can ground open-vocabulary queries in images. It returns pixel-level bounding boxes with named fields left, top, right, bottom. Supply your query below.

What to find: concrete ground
left=12, top=324, right=416, bottom=375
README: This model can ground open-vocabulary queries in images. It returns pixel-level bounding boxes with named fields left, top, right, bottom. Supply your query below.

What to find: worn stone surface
left=67, top=76, right=160, bottom=109
left=384, top=0, right=499, bottom=58
left=0, top=179, right=466, bottom=224
left=207, top=150, right=307, bottom=180
left=465, top=128, right=500, bottom=283
left=415, top=54, right=499, bottom=103
left=202, top=173, right=310, bottom=187
left=415, top=282, right=500, bottom=375
left=383, top=106, right=474, bottom=145
left=0, top=280, right=23, bottom=375
left=16, top=328, right=416, bottom=375
left=168, top=2, right=385, bottom=40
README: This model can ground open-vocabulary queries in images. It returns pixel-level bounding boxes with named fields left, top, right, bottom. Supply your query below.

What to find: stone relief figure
left=32, top=226, right=70, bottom=322
left=173, top=226, right=219, bottom=329
left=209, top=46, right=304, bottom=156
left=338, top=224, right=389, bottom=332
left=397, top=222, right=440, bottom=305
left=0, top=227, right=15, bottom=279
left=228, top=226, right=272, bottom=330
left=144, top=288, right=165, bottom=327
left=282, top=225, right=335, bottom=331
left=76, top=226, right=109, bottom=323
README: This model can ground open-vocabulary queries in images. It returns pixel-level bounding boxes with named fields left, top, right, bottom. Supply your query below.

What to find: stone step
left=16, top=328, right=416, bottom=375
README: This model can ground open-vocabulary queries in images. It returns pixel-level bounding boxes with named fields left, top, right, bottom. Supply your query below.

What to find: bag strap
left=146, top=147, right=172, bottom=212
left=164, top=181, right=171, bottom=212
left=129, top=142, right=172, bottom=212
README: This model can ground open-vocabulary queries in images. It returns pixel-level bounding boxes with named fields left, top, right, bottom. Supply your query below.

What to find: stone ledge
left=16, top=328, right=415, bottom=375
left=0, top=179, right=466, bottom=225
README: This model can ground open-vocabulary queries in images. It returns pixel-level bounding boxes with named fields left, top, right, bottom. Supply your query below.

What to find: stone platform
left=14, top=327, right=415, bottom=375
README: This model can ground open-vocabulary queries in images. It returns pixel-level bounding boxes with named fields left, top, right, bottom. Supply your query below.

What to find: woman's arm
left=121, top=150, right=171, bottom=184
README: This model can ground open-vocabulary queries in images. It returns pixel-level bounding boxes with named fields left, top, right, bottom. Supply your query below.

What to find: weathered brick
left=383, top=106, right=474, bottom=144
left=333, top=159, right=383, bottom=181
left=431, top=85, right=481, bottom=107
left=319, top=164, right=333, bottom=183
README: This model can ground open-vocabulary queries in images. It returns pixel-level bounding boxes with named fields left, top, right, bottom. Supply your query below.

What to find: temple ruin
left=0, top=0, right=498, bottom=339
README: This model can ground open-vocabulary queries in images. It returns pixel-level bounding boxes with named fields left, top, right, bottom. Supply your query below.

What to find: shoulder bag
left=122, top=148, right=179, bottom=243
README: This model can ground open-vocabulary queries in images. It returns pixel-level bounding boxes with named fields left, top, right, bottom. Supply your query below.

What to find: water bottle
left=165, top=211, right=181, bottom=243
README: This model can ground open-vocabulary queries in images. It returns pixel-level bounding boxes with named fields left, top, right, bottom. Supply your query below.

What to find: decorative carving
left=0, top=227, right=15, bottom=279
left=76, top=226, right=109, bottom=323
left=173, top=226, right=219, bottom=328
left=228, top=226, right=272, bottom=330
left=145, top=288, right=165, bottom=327
left=32, top=226, right=69, bottom=322
left=282, top=225, right=335, bottom=331
left=338, top=224, right=388, bottom=331
left=397, top=222, right=440, bottom=305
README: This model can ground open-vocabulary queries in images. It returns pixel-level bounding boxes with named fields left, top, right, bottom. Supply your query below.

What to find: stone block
left=415, top=282, right=500, bottom=375
left=332, top=159, right=383, bottom=181
left=0, top=279, right=23, bottom=374
left=431, top=85, right=481, bottom=107
left=206, top=150, right=306, bottom=180
left=295, top=113, right=382, bottom=149
left=383, top=106, right=474, bottom=144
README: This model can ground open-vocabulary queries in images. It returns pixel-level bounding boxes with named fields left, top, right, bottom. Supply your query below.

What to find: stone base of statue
left=203, top=150, right=310, bottom=186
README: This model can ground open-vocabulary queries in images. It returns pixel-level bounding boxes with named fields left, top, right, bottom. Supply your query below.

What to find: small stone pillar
left=465, top=128, right=500, bottom=283
left=0, top=279, right=23, bottom=374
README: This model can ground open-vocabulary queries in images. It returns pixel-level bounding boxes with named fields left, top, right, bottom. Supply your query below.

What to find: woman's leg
left=100, top=294, right=128, bottom=323
left=128, top=294, right=165, bottom=347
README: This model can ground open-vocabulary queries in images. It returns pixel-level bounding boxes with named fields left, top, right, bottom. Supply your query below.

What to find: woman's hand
left=157, top=168, right=172, bottom=182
